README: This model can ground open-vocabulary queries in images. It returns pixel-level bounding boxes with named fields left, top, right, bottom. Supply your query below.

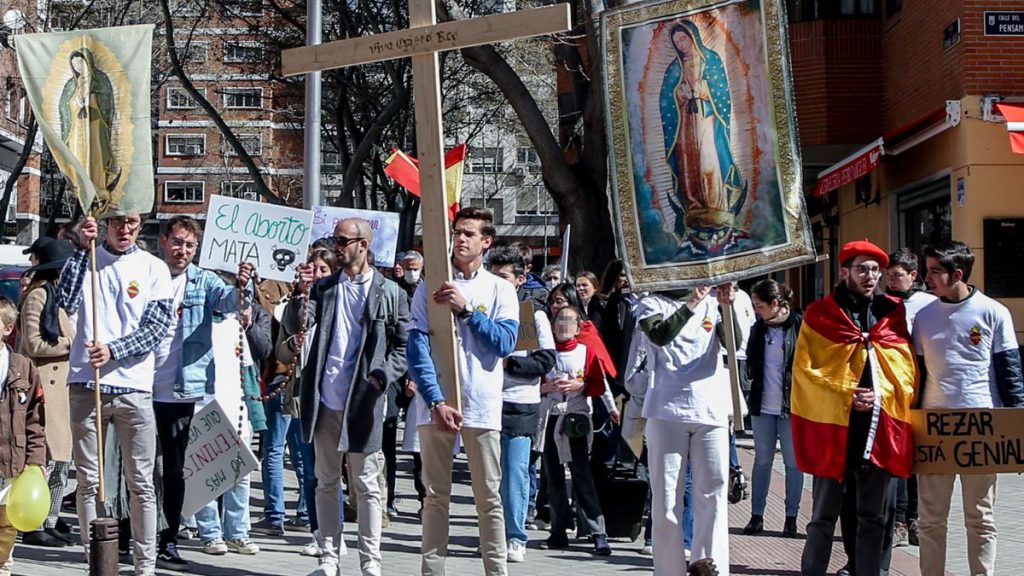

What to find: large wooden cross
left=281, top=2, right=570, bottom=411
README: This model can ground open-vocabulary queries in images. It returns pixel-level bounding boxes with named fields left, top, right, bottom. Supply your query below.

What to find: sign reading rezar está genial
left=912, top=408, right=1024, bottom=474
left=201, top=195, right=313, bottom=282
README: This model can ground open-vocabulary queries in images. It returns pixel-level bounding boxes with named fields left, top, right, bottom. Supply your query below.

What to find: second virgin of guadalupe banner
left=602, top=0, right=814, bottom=290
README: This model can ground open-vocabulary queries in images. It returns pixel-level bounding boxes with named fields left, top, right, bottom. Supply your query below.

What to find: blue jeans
left=196, top=467, right=251, bottom=542
left=751, top=414, right=802, bottom=517
left=729, top=431, right=740, bottom=471
left=644, top=462, right=692, bottom=549
left=260, top=391, right=290, bottom=525
left=499, top=433, right=532, bottom=545
left=287, top=418, right=317, bottom=525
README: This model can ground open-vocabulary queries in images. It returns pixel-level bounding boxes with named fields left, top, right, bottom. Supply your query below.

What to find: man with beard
left=792, top=241, right=918, bottom=576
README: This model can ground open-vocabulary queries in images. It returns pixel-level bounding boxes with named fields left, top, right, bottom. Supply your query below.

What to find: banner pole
left=722, top=303, right=744, bottom=433
left=90, top=238, right=105, bottom=504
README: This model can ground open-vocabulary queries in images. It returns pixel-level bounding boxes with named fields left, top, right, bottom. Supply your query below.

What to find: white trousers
left=647, top=418, right=730, bottom=576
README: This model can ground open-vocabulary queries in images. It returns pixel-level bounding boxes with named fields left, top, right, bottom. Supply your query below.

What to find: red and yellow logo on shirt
left=702, top=317, right=713, bottom=332
left=969, top=325, right=983, bottom=346
left=126, top=281, right=140, bottom=299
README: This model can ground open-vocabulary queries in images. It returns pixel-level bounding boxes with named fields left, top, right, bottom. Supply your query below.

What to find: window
left=165, top=135, right=206, bottom=156
left=164, top=181, right=205, bottom=204
left=222, top=88, right=263, bottom=109
left=515, top=147, right=541, bottom=173
left=223, top=42, right=263, bottom=63
left=17, top=96, right=26, bottom=125
left=182, top=42, right=209, bottom=63
left=322, top=151, right=342, bottom=166
left=515, top=187, right=557, bottom=216
left=172, top=0, right=205, bottom=16
left=220, top=181, right=260, bottom=201
left=468, top=147, right=501, bottom=173
left=167, top=87, right=204, bottom=109
left=4, top=90, right=13, bottom=120
left=224, top=134, right=262, bottom=156
left=222, top=0, right=264, bottom=16
left=466, top=197, right=504, bottom=223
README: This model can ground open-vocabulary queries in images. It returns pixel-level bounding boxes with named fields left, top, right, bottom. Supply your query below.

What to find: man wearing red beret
left=790, top=240, right=919, bottom=576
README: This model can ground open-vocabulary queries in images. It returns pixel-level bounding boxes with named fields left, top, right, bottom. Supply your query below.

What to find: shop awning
left=995, top=103, right=1024, bottom=155
left=813, top=101, right=962, bottom=197
left=813, top=138, right=883, bottom=197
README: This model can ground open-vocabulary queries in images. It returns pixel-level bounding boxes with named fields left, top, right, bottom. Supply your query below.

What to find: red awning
left=813, top=138, right=883, bottom=197
left=995, top=103, right=1024, bottom=155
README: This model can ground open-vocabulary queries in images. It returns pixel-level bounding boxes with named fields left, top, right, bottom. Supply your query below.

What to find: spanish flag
left=790, top=293, right=918, bottom=480
left=383, top=144, right=467, bottom=221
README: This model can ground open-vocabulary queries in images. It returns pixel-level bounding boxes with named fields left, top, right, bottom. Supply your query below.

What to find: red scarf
left=555, top=336, right=606, bottom=397
left=579, top=321, right=618, bottom=379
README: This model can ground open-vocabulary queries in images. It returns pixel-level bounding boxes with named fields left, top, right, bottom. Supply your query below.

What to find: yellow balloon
left=6, top=465, right=49, bottom=532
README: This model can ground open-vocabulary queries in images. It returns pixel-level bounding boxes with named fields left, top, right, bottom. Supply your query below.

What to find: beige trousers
left=918, top=473, right=997, bottom=576
left=419, top=425, right=506, bottom=576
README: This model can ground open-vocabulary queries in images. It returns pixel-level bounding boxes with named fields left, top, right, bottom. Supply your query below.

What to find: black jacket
left=746, top=312, right=802, bottom=418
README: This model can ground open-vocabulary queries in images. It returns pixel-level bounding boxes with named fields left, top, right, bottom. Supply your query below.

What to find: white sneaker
left=226, top=538, right=260, bottom=555
left=639, top=544, right=653, bottom=556
left=685, top=548, right=691, bottom=561
left=301, top=535, right=323, bottom=557
left=313, top=552, right=339, bottom=576
left=202, top=539, right=228, bottom=555
left=507, top=540, right=526, bottom=563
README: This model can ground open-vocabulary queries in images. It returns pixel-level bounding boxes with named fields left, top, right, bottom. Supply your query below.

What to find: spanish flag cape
left=791, top=292, right=918, bottom=480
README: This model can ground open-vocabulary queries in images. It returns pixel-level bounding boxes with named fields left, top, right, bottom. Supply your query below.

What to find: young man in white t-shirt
left=407, top=207, right=520, bottom=576
left=913, top=240, right=1023, bottom=576
left=57, top=214, right=174, bottom=576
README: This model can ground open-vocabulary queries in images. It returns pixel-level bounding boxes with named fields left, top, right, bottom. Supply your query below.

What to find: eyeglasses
left=170, top=238, right=198, bottom=250
left=331, top=235, right=364, bottom=248
left=550, top=297, right=569, bottom=306
left=848, top=264, right=882, bottom=278
left=107, top=217, right=142, bottom=232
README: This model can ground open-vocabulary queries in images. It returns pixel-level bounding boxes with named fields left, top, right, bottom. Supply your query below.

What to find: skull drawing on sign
left=272, top=246, right=297, bottom=271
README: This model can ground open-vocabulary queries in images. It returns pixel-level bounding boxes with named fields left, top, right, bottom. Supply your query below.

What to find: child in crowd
left=0, top=296, right=47, bottom=576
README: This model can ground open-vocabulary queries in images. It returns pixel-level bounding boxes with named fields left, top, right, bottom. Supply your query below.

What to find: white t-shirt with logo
left=153, top=273, right=189, bottom=402
left=903, top=290, right=937, bottom=335
left=913, top=289, right=1019, bottom=409
left=636, top=294, right=730, bottom=426
left=412, top=269, right=520, bottom=431
left=69, top=246, right=174, bottom=393
left=503, top=310, right=555, bottom=405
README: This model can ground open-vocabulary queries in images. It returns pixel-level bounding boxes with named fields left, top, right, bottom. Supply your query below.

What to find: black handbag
left=561, top=413, right=591, bottom=438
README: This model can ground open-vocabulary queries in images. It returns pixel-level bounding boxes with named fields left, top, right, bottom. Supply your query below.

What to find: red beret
left=839, top=240, right=889, bottom=268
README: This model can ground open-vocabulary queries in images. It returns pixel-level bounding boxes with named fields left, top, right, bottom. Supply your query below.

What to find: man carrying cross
left=408, top=207, right=520, bottom=575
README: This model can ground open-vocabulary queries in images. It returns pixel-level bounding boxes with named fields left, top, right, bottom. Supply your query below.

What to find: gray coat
left=283, top=269, right=410, bottom=453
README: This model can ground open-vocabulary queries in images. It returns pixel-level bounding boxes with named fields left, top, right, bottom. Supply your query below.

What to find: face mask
left=546, top=280, right=559, bottom=290
left=404, top=269, right=421, bottom=284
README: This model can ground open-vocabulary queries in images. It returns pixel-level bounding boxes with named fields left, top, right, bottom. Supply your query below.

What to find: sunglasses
left=331, top=235, right=364, bottom=248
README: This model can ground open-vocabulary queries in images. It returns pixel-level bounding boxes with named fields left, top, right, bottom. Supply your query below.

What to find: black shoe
left=46, top=527, right=76, bottom=545
left=55, top=517, right=72, bottom=534
left=593, top=534, right=612, bottom=556
left=22, top=529, right=67, bottom=548
left=782, top=516, right=799, bottom=538
left=742, top=514, right=763, bottom=535
left=539, top=534, right=570, bottom=550
left=729, top=469, right=749, bottom=504
left=157, top=542, right=189, bottom=569
left=250, top=518, right=285, bottom=536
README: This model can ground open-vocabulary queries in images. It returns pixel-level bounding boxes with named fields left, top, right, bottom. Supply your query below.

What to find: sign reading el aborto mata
left=912, top=408, right=1024, bottom=474
left=181, top=401, right=259, bottom=518
left=201, top=195, right=314, bottom=282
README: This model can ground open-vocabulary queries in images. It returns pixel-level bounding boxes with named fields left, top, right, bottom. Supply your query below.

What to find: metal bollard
left=89, top=518, right=120, bottom=576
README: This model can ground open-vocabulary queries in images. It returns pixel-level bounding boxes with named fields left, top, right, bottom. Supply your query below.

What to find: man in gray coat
left=284, top=217, right=410, bottom=576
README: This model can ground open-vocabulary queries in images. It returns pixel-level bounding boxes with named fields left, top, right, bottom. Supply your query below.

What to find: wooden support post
left=721, top=303, right=744, bottom=433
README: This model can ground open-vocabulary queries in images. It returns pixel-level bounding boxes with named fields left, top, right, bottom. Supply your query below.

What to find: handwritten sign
left=181, top=401, right=259, bottom=518
left=201, top=195, right=313, bottom=282
left=911, top=408, right=1024, bottom=474
left=515, top=301, right=540, bottom=352
left=311, top=205, right=401, bottom=267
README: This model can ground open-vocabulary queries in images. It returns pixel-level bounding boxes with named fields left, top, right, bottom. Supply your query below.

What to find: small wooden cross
left=281, top=2, right=571, bottom=411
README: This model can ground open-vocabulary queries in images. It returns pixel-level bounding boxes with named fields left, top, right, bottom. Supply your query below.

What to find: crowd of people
left=0, top=207, right=1019, bottom=576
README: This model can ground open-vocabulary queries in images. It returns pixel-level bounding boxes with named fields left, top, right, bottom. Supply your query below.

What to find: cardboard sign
left=515, top=301, right=540, bottom=352
left=201, top=195, right=313, bottom=282
left=181, top=401, right=260, bottom=517
left=911, top=408, right=1024, bottom=474
left=311, top=205, right=401, bottom=267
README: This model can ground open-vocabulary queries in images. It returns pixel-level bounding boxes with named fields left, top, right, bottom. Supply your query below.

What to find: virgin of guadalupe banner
left=602, top=0, right=813, bottom=290
left=16, top=25, right=155, bottom=218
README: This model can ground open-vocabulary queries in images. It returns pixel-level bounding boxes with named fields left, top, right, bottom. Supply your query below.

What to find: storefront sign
left=984, top=11, right=1024, bottom=36
left=201, top=195, right=313, bottom=282
left=181, top=401, right=260, bottom=517
left=813, top=140, right=883, bottom=197
left=911, top=408, right=1024, bottom=474
left=943, top=19, right=961, bottom=50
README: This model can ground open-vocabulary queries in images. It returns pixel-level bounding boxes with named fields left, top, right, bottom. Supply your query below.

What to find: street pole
left=302, top=0, right=322, bottom=209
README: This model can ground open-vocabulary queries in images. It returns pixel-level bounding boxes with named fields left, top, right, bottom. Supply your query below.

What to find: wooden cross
left=281, top=2, right=571, bottom=411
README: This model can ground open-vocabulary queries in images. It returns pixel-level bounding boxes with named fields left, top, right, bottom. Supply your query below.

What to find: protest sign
left=181, top=401, right=259, bottom=518
left=515, top=301, right=540, bottom=352
left=911, top=408, right=1024, bottom=474
left=201, top=195, right=313, bottom=282
left=311, top=205, right=401, bottom=267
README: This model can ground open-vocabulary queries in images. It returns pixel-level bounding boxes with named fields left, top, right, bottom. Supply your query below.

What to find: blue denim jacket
left=174, top=264, right=253, bottom=400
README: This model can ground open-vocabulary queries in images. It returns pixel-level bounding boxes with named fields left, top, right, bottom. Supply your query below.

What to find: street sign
left=984, top=11, right=1024, bottom=36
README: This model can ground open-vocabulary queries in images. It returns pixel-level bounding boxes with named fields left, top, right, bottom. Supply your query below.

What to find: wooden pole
left=90, top=238, right=105, bottom=503
left=721, top=303, right=744, bottom=433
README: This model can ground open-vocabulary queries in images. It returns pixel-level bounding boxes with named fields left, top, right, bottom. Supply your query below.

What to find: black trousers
left=382, top=416, right=398, bottom=507
left=411, top=453, right=426, bottom=502
left=802, top=462, right=891, bottom=576
left=154, top=400, right=196, bottom=548
left=542, top=418, right=607, bottom=538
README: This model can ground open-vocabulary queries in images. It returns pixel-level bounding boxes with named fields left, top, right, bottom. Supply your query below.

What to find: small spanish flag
left=384, top=144, right=467, bottom=221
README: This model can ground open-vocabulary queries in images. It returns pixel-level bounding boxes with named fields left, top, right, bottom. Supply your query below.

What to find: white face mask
left=404, top=269, right=421, bottom=284
left=546, top=279, right=559, bottom=290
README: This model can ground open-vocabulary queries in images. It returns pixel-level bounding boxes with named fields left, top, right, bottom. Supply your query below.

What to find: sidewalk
left=13, top=434, right=1024, bottom=575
